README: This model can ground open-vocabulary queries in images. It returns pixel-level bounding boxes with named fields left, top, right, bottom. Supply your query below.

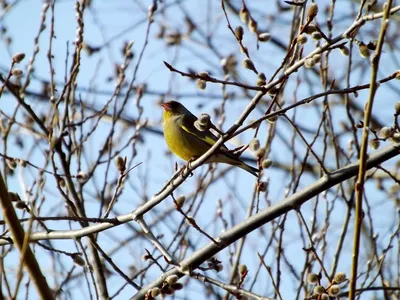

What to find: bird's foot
left=182, top=157, right=197, bottom=177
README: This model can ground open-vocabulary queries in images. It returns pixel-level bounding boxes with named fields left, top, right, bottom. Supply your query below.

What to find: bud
left=72, top=254, right=86, bottom=266
left=256, top=77, right=266, bottom=86
left=359, top=43, right=370, bottom=58
left=114, top=156, right=125, bottom=172
left=238, top=264, right=248, bottom=275
left=313, top=54, right=321, bottom=63
left=11, top=68, right=23, bottom=77
left=7, top=159, right=17, bottom=170
left=262, top=159, right=272, bottom=169
left=328, top=285, right=340, bottom=296
left=321, top=294, right=329, bottom=300
left=391, top=132, right=400, bottom=143
left=314, top=285, right=325, bottom=295
left=198, top=71, right=210, bottom=79
left=248, top=119, right=259, bottom=129
left=248, top=18, right=257, bottom=33
left=311, top=32, right=322, bottom=40
left=235, top=26, right=244, bottom=41
left=340, top=46, right=350, bottom=56
left=307, top=273, right=318, bottom=284
left=268, top=115, right=278, bottom=123
left=150, top=287, right=161, bottom=297
left=242, top=58, right=257, bottom=72
left=307, top=3, right=319, bottom=20
left=165, top=275, right=179, bottom=285
left=369, top=139, right=380, bottom=150
left=304, top=57, right=316, bottom=68
left=239, top=5, right=249, bottom=24
left=18, top=159, right=27, bottom=167
left=297, top=34, right=308, bottom=44
left=196, top=79, right=206, bottom=90
left=12, top=52, right=26, bottom=63
left=249, top=138, right=260, bottom=151
left=333, top=272, right=347, bottom=284
left=15, top=201, right=27, bottom=210
left=256, top=147, right=266, bottom=158
left=257, top=72, right=266, bottom=81
left=77, top=171, right=88, bottom=182
left=176, top=195, right=186, bottom=207
left=58, top=177, right=66, bottom=188
left=258, top=181, right=267, bottom=192
left=394, top=101, right=400, bottom=114
left=304, top=24, right=317, bottom=34
left=379, top=127, right=391, bottom=139
left=258, top=32, right=271, bottom=42
left=8, top=191, right=21, bottom=202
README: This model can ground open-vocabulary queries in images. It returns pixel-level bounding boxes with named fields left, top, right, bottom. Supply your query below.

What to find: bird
left=161, top=100, right=259, bottom=176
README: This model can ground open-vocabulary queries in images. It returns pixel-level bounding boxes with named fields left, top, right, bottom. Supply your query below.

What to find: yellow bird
left=161, top=101, right=259, bottom=176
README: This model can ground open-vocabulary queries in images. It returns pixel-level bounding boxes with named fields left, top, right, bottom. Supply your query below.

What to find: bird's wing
left=180, top=114, right=229, bottom=151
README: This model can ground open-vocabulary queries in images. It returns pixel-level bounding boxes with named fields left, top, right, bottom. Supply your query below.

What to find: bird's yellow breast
left=163, top=116, right=204, bottom=161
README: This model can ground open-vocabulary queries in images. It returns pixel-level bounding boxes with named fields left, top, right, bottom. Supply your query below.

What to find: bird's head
left=161, top=101, right=189, bottom=118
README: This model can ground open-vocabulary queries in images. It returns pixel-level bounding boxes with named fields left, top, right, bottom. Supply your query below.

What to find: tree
left=1, top=0, right=400, bottom=299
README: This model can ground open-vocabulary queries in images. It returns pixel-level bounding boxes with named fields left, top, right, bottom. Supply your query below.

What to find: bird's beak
left=161, top=102, right=171, bottom=111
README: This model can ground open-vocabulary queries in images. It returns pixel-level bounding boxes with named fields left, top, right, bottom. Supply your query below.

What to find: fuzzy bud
left=313, top=54, right=321, bottom=63
left=307, top=3, right=319, bottom=20
left=304, top=57, right=316, bottom=68
left=379, top=127, right=391, bottom=139
left=391, top=133, right=400, bottom=143
left=297, top=34, right=308, bottom=45
left=114, top=156, right=126, bottom=173
left=165, top=275, right=179, bottom=285
left=248, top=18, right=257, bottom=33
left=258, top=181, right=267, bottom=192
left=321, top=294, right=329, bottom=300
left=369, top=139, right=380, bottom=150
left=77, top=171, right=88, bottom=182
left=328, top=285, right=340, bottom=296
left=268, top=115, right=278, bottom=123
left=176, top=195, right=186, bottom=207
left=235, top=26, right=244, bottom=41
left=340, top=46, right=350, bottom=56
left=7, top=159, right=17, bottom=170
left=15, top=201, right=27, bottom=210
left=238, top=264, right=248, bottom=275
left=258, top=32, right=271, bottom=42
left=314, top=285, right=325, bottom=295
left=249, top=138, right=260, bottom=151
left=242, top=58, right=257, bottom=73
left=256, top=147, right=266, bottom=158
left=262, top=159, right=272, bottom=169
left=304, top=24, right=317, bottom=34
left=72, top=254, right=86, bottom=267
left=8, top=191, right=21, bottom=202
left=333, top=272, right=347, bottom=284
left=12, top=52, right=26, bottom=63
left=196, top=79, right=206, bottom=90
left=311, top=32, right=322, bottom=40
left=394, top=101, right=400, bottom=114
left=257, top=72, right=266, bottom=81
left=150, top=287, right=161, bottom=297
left=359, top=43, right=370, bottom=58
left=307, top=273, right=318, bottom=284
left=239, top=5, right=249, bottom=24
left=11, top=68, right=23, bottom=77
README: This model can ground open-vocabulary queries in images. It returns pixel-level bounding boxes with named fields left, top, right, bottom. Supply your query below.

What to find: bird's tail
left=215, top=152, right=259, bottom=177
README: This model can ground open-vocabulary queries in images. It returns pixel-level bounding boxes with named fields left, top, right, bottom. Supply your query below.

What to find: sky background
left=1, top=0, right=400, bottom=299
